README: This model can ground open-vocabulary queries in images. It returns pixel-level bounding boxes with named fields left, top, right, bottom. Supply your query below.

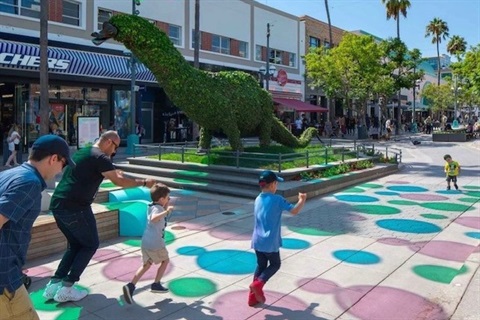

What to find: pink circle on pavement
left=400, top=194, right=448, bottom=201
left=340, top=285, right=447, bottom=320
left=102, top=256, right=173, bottom=281
left=410, top=240, right=477, bottom=262
left=454, top=216, right=480, bottom=229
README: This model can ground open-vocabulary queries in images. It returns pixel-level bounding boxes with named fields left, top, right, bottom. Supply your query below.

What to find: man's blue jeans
left=52, top=208, right=99, bottom=284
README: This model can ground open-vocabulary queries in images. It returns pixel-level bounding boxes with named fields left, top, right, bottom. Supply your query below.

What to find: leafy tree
left=305, top=33, right=384, bottom=124
left=451, top=44, right=480, bottom=95
left=420, top=84, right=453, bottom=113
left=425, top=18, right=449, bottom=85
left=381, top=0, right=411, bottom=39
left=378, top=38, right=424, bottom=128
left=447, top=35, right=467, bottom=61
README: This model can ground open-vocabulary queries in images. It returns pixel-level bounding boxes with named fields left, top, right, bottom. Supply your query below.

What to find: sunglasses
left=109, top=139, right=119, bottom=150
left=55, top=155, right=67, bottom=169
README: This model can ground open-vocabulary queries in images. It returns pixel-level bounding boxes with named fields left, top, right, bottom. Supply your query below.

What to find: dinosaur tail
left=270, top=117, right=317, bottom=148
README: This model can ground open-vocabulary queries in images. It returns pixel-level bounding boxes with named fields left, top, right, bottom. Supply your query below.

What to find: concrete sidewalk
left=23, top=157, right=480, bottom=319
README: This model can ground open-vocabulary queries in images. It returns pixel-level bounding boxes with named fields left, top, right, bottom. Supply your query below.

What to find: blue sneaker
left=122, top=283, right=135, bottom=304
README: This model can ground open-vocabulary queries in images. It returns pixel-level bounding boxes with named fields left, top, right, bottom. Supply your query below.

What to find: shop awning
left=273, top=98, right=328, bottom=113
left=0, top=40, right=156, bottom=83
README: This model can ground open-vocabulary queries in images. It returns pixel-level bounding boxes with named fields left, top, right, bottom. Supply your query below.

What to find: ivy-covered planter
left=432, top=133, right=467, bottom=142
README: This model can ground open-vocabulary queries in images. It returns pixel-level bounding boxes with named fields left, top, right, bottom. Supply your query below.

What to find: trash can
left=357, top=125, right=368, bottom=140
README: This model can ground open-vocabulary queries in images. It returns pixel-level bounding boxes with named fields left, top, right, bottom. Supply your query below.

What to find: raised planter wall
left=432, top=133, right=467, bottom=142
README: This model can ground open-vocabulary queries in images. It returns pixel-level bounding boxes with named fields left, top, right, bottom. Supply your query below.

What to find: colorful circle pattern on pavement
left=333, top=249, right=381, bottom=264
left=376, top=219, right=441, bottom=234
left=335, top=194, right=379, bottom=202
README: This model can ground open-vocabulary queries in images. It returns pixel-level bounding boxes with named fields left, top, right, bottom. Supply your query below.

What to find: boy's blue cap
left=32, top=135, right=75, bottom=167
left=259, top=170, right=284, bottom=187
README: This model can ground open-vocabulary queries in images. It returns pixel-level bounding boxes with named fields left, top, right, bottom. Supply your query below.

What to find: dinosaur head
left=91, top=21, right=118, bottom=46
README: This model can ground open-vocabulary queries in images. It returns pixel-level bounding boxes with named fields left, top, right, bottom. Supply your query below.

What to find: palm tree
left=447, top=35, right=467, bottom=61
left=425, top=18, right=449, bottom=85
left=39, top=0, right=49, bottom=135
left=324, top=0, right=333, bottom=48
left=381, top=0, right=411, bottom=39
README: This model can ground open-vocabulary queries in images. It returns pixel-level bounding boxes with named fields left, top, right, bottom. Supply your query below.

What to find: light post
left=258, top=23, right=275, bottom=91
left=126, top=0, right=141, bottom=154
left=258, top=64, right=276, bottom=89
left=452, top=74, right=461, bottom=122
left=412, top=79, right=421, bottom=133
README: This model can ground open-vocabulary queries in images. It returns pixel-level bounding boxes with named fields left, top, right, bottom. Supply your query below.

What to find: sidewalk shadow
left=263, top=302, right=327, bottom=320
left=149, top=298, right=222, bottom=319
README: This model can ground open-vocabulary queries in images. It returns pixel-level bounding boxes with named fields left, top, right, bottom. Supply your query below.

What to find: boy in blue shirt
left=249, top=170, right=306, bottom=306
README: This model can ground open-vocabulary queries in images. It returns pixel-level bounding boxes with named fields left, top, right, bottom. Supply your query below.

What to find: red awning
left=273, top=98, right=328, bottom=113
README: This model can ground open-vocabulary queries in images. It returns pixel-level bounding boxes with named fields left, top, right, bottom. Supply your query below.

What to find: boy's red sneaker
left=248, top=290, right=259, bottom=306
left=249, top=280, right=266, bottom=304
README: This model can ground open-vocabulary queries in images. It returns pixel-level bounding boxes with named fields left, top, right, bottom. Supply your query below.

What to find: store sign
left=0, top=53, right=70, bottom=70
left=277, top=69, right=288, bottom=87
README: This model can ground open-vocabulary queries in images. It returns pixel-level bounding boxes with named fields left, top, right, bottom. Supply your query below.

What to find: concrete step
left=119, top=171, right=259, bottom=198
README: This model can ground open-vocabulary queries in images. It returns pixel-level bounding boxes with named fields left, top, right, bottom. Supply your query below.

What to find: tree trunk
left=396, top=17, right=400, bottom=39
left=436, top=38, right=441, bottom=85
left=192, top=0, right=200, bottom=143
left=39, top=0, right=49, bottom=136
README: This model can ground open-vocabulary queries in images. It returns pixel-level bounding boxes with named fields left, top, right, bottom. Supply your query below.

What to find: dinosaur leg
left=223, top=126, right=243, bottom=151
left=199, top=127, right=212, bottom=150
left=258, top=122, right=272, bottom=148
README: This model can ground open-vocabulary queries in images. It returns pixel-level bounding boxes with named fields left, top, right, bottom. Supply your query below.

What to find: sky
left=256, top=0, right=480, bottom=59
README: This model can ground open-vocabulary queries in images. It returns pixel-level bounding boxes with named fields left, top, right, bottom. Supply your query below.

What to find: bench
left=27, top=203, right=119, bottom=261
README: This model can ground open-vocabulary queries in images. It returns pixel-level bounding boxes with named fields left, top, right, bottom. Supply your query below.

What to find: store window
left=168, top=24, right=182, bottom=46
left=238, top=41, right=248, bottom=58
left=62, top=0, right=80, bottom=26
left=212, top=35, right=230, bottom=55
left=0, top=0, right=40, bottom=18
left=97, top=8, right=112, bottom=30
left=113, top=90, right=132, bottom=139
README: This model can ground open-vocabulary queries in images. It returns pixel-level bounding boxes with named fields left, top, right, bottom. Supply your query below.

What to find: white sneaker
left=43, top=281, right=62, bottom=300
left=53, top=286, right=88, bottom=303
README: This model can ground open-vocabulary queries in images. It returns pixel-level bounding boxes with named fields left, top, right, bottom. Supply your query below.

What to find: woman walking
left=5, top=124, right=21, bottom=167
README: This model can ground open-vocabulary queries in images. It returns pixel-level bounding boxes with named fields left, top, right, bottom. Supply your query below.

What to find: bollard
left=325, top=148, right=328, bottom=165
left=306, top=150, right=309, bottom=168
left=181, top=146, right=185, bottom=163
left=278, top=153, right=282, bottom=172
left=341, top=147, right=345, bottom=162
left=158, top=144, right=162, bottom=161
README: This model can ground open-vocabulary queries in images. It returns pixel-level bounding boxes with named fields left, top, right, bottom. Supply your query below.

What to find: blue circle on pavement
left=387, top=186, right=428, bottom=192
left=333, top=250, right=381, bottom=264
left=436, top=190, right=462, bottom=195
left=376, top=219, right=441, bottom=234
left=465, top=232, right=480, bottom=239
left=375, top=191, right=400, bottom=196
left=281, top=238, right=311, bottom=250
left=335, top=195, right=379, bottom=203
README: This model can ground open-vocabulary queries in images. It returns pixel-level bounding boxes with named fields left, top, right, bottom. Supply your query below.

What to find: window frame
left=211, top=34, right=230, bottom=55
left=62, top=0, right=80, bottom=27
left=168, top=24, right=182, bottom=46
left=97, top=8, right=112, bottom=31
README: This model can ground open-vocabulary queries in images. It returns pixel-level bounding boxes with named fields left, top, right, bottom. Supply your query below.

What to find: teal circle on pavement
left=335, top=195, right=379, bottom=202
left=457, top=198, right=479, bottom=203
left=342, top=187, right=366, bottom=193
left=358, top=183, right=383, bottom=189
left=465, top=232, right=480, bottom=239
left=420, top=202, right=473, bottom=212
left=169, top=277, right=217, bottom=297
left=376, top=219, right=441, bottom=234
left=387, top=186, right=428, bottom=192
left=463, top=186, right=480, bottom=190
left=177, top=246, right=207, bottom=256
left=196, top=250, right=256, bottom=274
left=413, top=265, right=468, bottom=284
left=465, top=191, right=480, bottom=198
left=353, top=204, right=401, bottom=215
left=288, top=226, right=341, bottom=236
left=436, top=190, right=462, bottom=195
left=332, top=250, right=381, bottom=264
left=282, top=238, right=311, bottom=250
left=388, top=200, right=418, bottom=206
left=420, top=214, right=449, bottom=220
left=375, top=191, right=400, bottom=196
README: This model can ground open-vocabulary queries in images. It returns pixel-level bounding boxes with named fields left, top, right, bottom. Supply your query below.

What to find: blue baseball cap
left=259, top=170, right=283, bottom=187
left=32, top=135, right=75, bottom=167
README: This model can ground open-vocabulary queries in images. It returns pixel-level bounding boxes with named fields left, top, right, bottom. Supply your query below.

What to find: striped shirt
left=0, top=163, right=46, bottom=293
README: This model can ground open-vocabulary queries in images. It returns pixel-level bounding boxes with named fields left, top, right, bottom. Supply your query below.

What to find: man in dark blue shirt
left=0, top=135, right=74, bottom=320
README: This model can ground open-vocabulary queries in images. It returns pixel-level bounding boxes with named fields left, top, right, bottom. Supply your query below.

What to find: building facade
left=0, top=0, right=323, bottom=150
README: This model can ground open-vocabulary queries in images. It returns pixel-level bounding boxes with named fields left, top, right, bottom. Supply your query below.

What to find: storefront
left=0, top=38, right=159, bottom=150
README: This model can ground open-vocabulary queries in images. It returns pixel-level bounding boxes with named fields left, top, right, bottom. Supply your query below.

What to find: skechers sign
left=0, top=53, right=70, bottom=70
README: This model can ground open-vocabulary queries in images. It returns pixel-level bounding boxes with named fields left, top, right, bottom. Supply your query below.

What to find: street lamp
left=126, top=0, right=140, bottom=154
left=412, top=79, right=421, bottom=133
left=451, top=74, right=462, bottom=122
left=258, top=64, right=276, bottom=89
left=258, top=23, right=276, bottom=91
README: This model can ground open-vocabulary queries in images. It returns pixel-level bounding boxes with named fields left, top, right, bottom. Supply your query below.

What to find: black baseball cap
left=259, top=170, right=284, bottom=187
left=32, top=135, right=75, bottom=167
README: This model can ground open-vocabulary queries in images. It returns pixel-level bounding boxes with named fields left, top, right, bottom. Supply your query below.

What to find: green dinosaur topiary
left=92, top=14, right=317, bottom=150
